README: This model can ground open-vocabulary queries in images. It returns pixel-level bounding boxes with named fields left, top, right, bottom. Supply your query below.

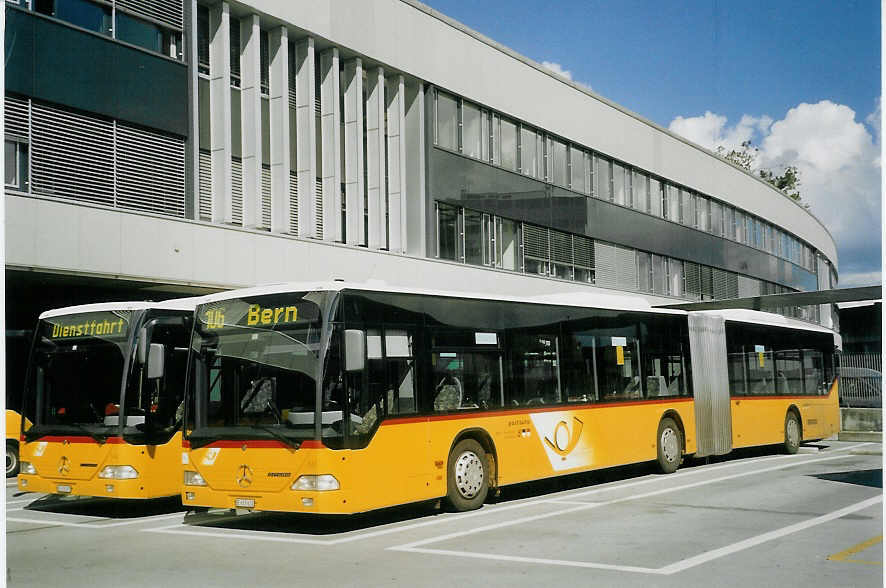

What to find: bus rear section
left=18, top=301, right=196, bottom=499
left=183, top=285, right=698, bottom=515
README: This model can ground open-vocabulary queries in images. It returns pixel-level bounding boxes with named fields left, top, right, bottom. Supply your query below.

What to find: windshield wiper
left=67, top=423, right=108, bottom=444
left=250, top=424, right=300, bottom=450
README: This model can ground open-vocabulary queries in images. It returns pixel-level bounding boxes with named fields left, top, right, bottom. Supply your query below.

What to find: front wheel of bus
left=6, top=442, right=19, bottom=478
left=656, top=418, right=682, bottom=474
left=784, top=411, right=801, bottom=454
left=446, top=439, right=489, bottom=512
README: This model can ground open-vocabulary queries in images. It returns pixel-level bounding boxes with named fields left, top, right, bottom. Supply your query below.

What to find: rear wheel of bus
left=446, top=438, right=489, bottom=511
left=784, top=411, right=801, bottom=454
left=6, top=442, right=19, bottom=477
left=656, top=417, right=682, bottom=474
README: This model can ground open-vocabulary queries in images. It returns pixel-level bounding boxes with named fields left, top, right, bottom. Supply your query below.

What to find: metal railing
left=839, top=352, right=882, bottom=408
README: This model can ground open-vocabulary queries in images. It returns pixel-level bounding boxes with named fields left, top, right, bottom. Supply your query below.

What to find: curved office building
left=5, top=0, right=839, bottom=356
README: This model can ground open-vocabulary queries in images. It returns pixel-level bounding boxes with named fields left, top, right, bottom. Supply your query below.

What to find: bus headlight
left=99, top=465, right=139, bottom=480
left=20, top=461, right=37, bottom=475
left=291, top=474, right=340, bottom=491
left=183, top=470, right=207, bottom=486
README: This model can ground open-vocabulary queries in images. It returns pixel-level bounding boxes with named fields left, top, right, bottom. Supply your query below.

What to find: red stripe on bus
left=381, top=396, right=694, bottom=426
left=730, top=395, right=830, bottom=401
left=181, top=439, right=191, bottom=448
left=300, top=440, right=325, bottom=448
left=202, top=439, right=322, bottom=449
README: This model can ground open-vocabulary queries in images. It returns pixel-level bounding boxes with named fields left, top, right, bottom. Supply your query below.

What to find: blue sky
left=424, top=0, right=882, bottom=285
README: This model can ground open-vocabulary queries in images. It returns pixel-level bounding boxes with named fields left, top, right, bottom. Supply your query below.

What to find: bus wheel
left=784, top=411, right=801, bottom=454
left=656, top=418, right=682, bottom=474
left=6, top=442, right=19, bottom=478
left=446, top=439, right=489, bottom=511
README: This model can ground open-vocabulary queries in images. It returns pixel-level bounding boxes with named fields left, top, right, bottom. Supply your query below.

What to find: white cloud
left=669, top=101, right=882, bottom=286
left=541, top=61, right=572, bottom=80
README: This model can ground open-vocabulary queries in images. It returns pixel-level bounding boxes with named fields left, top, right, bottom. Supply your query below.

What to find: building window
left=230, top=17, right=241, bottom=86
left=116, top=11, right=180, bottom=58
left=519, top=125, right=539, bottom=178
left=499, top=117, right=518, bottom=172
left=495, top=217, right=520, bottom=271
left=197, top=5, right=210, bottom=74
left=462, top=101, right=484, bottom=160
left=36, top=0, right=112, bottom=36
left=260, top=30, right=270, bottom=95
left=5, top=140, right=29, bottom=191
left=571, top=147, right=587, bottom=194
left=435, top=90, right=458, bottom=151
left=632, top=170, right=648, bottom=212
left=436, top=202, right=461, bottom=261
left=549, top=137, right=567, bottom=188
left=612, top=162, right=627, bottom=206
left=649, top=177, right=662, bottom=217
left=594, top=155, right=611, bottom=201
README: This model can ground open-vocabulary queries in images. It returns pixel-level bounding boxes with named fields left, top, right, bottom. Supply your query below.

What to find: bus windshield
left=188, top=292, right=328, bottom=447
left=26, top=311, right=133, bottom=439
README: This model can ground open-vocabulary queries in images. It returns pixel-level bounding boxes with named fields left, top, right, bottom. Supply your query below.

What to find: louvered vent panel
left=550, top=230, right=573, bottom=265
left=198, top=150, right=212, bottom=220
left=615, top=245, right=638, bottom=290
left=5, top=95, right=29, bottom=138
left=289, top=171, right=298, bottom=235
left=231, top=158, right=243, bottom=225
left=726, top=273, right=739, bottom=299
left=685, top=263, right=701, bottom=298
left=116, top=0, right=183, bottom=30
left=573, top=234, right=594, bottom=269
left=712, top=268, right=729, bottom=300
left=700, top=266, right=714, bottom=298
left=31, top=103, right=114, bottom=206
left=315, top=178, right=323, bottom=238
left=261, top=165, right=271, bottom=229
left=522, top=224, right=549, bottom=261
left=594, top=241, right=617, bottom=287
left=116, top=123, right=185, bottom=217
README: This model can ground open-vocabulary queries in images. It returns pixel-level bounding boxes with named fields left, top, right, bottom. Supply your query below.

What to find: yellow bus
left=181, top=283, right=839, bottom=514
left=7, top=410, right=32, bottom=477
left=18, top=297, right=204, bottom=499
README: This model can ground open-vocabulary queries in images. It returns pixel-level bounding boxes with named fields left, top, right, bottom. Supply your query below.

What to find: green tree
left=716, top=140, right=806, bottom=208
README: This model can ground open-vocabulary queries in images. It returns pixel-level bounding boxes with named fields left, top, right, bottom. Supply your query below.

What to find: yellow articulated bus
left=181, top=283, right=839, bottom=515
left=18, top=297, right=204, bottom=499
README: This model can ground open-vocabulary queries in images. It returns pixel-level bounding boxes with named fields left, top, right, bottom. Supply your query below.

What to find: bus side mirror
left=137, top=328, right=148, bottom=365
left=147, top=344, right=165, bottom=380
left=344, top=329, right=365, bottom=372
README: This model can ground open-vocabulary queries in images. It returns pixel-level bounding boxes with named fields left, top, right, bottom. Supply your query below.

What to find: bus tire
left=656, top=418, right=682, bottom=474
left=784, top=411, right=801, bottom=454
left=6, top=442, right=19, bottom=478
left=446, top=438, right=489, bottom=511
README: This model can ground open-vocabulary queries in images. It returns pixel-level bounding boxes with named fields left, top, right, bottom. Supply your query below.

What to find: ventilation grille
left=522, top=224, right=549, bottom=260
left=594, top=241, right=617, bottom=288
left=261, top=165, right=271, bottom=229
left=615, top=245, right=638, bottom=290
left=550, top=230, right=573, bottom=265
left=573, top=234, right=594, bottom=269
left=198, top=150, right=212, bottom=220
left=289, top=170, right=298, bottom=235
left=230, top=18, right=241, bottom=85
left=5, top=95, right=29, bottom=139
left=31, top=102, right=114, bottom=206
left=288, top=43, right=297, bottom=110
left=116, top=0, right=183, bottom=30
left=315, top=178, right=323, bottom=238
left=231, top=157, right=243, bottom=225
left=685, top=263, right=701, bottom=298
left=738, top=275, right=761, bottom=298
left=116, top=123, right=185, bottom=217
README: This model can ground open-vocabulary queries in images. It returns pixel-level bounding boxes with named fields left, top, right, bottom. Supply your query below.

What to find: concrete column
left=239, top=14, right=263, bottom=229
left=268, top=26, right=291, bottom=234
left=386, top=75, right=407, bottom=253
left=319, top=48, right=342, bottom=242
left=404, top=81, right=426, bottom=257
left=184, top=0, right=199, bottom=219
left=343, top=58, right=365, bottom=246
left=294, top=38, right=316, bottom=238
left=208, top=2, right=232, bottom=224
left=365, top=66, right=385, bottom=250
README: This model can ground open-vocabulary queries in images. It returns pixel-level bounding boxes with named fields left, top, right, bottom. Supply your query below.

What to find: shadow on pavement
left=24, top=494, right=186, bottom=518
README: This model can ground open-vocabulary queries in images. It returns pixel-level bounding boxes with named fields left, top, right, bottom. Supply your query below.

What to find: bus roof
left=692, top=309, right=834, bottom=335
left=194, top=280, right=689, bottom=315
left=38, top=295, right=209, bottom=320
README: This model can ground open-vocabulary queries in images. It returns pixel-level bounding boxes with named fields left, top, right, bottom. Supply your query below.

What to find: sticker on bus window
left=475, top=332, right=497, bottom=345
left=611, top=337, right=627, bottom=347
left=754, top=345, right=765, bottom=353
left=616, top=346, right=625, bottom=366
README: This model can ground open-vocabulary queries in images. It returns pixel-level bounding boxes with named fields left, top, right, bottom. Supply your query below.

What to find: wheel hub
left=661, top=428, right=679, bottom=463
left=787, top=417, right=799, bottom=446
left=454, top=450, right=484, bottom=499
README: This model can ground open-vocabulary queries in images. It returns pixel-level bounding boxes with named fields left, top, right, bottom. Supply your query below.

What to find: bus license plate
left=57, top=485, right=72, bottom=493
left=235, top=498, right=255, bottom=509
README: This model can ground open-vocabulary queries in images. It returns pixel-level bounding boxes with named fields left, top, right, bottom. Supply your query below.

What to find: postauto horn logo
left=529, top=414, right=590, bottom=471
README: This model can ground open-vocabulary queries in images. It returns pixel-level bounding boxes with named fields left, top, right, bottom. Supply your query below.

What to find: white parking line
left=388, top=451, right=868, bottom=568
left=7, top=512, right=184, bottom=529
left=145, top=444, right=870, bottom=546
